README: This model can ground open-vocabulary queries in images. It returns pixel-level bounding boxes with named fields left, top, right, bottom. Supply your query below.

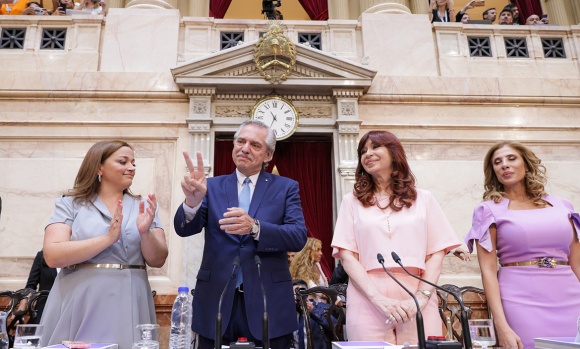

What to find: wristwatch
left=250, top=219, right=260, bottom=237
left=418, top=289, right=431, bottom=299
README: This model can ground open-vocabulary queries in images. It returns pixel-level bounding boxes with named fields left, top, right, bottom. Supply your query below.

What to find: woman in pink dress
left=465, top=141, right=580, bottom=349
left=331, top=130, right=460, bottom=344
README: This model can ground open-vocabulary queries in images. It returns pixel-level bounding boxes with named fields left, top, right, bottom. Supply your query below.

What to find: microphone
left=254, top=255, right=269, bottom=349
left=216, top=256, right=240, bottom=349
left=391, top=251, right=471, bottom=349
left=377, top=253, right=426, bottom=349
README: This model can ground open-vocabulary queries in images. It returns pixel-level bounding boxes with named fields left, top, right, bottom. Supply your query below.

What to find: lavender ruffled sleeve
left=561, top=198, right=580, bottom=241
left=465, top=202, right=495, bottom=253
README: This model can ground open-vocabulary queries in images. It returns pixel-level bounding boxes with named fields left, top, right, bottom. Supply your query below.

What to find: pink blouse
left=332, top=188, right=461, bottom=271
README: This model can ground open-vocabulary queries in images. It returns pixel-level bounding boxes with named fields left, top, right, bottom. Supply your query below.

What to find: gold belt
left=501, top=257, right=568, bottom=268
left=67, top=263, right=146, bottom=270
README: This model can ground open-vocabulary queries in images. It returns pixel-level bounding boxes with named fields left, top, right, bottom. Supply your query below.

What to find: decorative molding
left=297, top=106, right=332, bottom=118
left=333, top=89, right=364, bottom=98
left=341, top=102, right=356, bottom=116
left=215, top=94, right=333, bottom=102
left=338, top=167, right=356, bottom=177
left=337, top=123, right=360, bottom=134
left=184, top=88, right=216, bottom=97
left=186, top=121, right=211, bottom=133
left=177, top=52, right=185, bottom=63
left=192, top=101, right=208, bottom=115
left=215, top=105, right=252, bottom=118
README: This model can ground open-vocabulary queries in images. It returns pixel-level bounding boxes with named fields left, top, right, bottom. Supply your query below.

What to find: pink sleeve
left=561, top=198, right=580, bottom=241
left=465, top=202, right=495, bottom=253
left=331, top=194, right=358, bottom=259
left=423, top=190, right=461, bottom=255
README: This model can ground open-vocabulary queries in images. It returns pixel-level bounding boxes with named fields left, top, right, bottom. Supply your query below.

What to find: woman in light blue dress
left=40, top=140, right=168, bottom=349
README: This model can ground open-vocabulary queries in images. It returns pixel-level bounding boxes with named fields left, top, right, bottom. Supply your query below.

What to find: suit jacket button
left=240, top=244, right=244, bottom=248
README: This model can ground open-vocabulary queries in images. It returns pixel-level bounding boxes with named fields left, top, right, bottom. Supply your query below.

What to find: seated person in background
left=292, top=279, right=335, bottom=349
left=21, top=250, right=58, bottom=324
left=504, top=3, right=520, bottom=24
left=482, top=7, right=497, bottom=23
left=455, top=0, right=474, bottom=23
left=288, top=252, right=296, bottom=267
left=329, top=261, right=348, bottom=285
left=429, top=0, right=456, bottom=23
left=290, top=237, right=329, bottom=290
left=498, top=9, right=513, bottom=25
left=74, top=0, right=106, bottom=15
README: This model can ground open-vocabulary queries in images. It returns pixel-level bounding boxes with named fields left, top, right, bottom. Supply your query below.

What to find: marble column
left=106, top=0, right=124, bottom=9
left=541, top=0, right=575, bottom=26
left=359, top=0, right=411, bottom=14
left=329, top=0, right=350, bottom=19
left=333, top=89, right=363, bottom=207
left=182, top=87, right=215, bottom=287
left=189, top=0, right=208, bottom=17
left=409, top=0, right=429, bottom=15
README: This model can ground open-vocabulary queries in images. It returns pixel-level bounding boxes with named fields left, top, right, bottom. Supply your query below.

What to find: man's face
left=526, top=14, right=540, bottom=25
left=232, top=124, right=273, bottom=177
left=499, top=11, right=513, bottom=25
left=485, top=9, right=497, bottom=22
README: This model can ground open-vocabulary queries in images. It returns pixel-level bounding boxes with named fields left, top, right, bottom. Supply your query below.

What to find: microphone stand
left=391, top=251, right=471, bottom=349
left=254, top=255, right=269, bottom=349
left=377, top=253, right=426, bottom=349
left=216, top=256, right=240, bottom=349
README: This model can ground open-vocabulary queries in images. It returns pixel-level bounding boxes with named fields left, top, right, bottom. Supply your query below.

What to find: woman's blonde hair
left=483, top=141, right=547, bottom=205
left=290, top=237, right=322, bottom=286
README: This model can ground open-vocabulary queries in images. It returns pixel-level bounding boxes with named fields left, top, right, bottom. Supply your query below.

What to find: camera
left=34, top=7, right=45, bottom=14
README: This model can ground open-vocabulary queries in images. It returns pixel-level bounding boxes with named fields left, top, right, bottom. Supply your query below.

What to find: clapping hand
left=108, top=200, right=123, bottom=243
left=181, top=151, right=207, bottom=208
left=137, top=193, right=157, bottom=235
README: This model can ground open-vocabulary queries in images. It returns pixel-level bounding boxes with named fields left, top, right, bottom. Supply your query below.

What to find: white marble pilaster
left=329, top=0, right=350, bottom=19
left=334, top=89, right=363, bottom=207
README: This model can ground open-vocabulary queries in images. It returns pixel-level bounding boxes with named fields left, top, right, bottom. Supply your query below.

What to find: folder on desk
left=535, top=337, right=580, bottom=349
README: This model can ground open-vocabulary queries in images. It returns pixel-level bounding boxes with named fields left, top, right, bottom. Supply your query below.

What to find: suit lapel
left=249, top=170, right=271, bottom=218
left=226, top=172, right=238, bottom=208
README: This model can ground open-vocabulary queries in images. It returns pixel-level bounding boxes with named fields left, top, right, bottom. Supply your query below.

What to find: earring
left=98, top=174, right=101, bottom=183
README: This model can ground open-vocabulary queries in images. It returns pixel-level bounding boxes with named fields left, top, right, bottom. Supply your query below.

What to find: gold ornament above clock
left=251, top=95, right=298, bottom=140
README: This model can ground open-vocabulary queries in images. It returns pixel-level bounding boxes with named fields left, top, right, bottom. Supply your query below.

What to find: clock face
left=251, top=96, right=298, bottom=140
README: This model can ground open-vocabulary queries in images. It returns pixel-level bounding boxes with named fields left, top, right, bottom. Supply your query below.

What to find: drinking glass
left=13, top=324, right=43, bottom=349
left=469, top=319, right=496, bottom=349
left=132, top=324, right=159, bottom=349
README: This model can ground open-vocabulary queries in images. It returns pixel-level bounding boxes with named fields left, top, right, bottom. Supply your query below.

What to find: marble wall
left=0, top=12, right=579, bottom=295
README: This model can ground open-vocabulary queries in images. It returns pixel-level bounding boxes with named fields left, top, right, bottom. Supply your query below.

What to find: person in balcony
left=0, top=0, right=28, bottom=15
left=40, top=140, right=168, bottom=349
left=465, top=141, right=580, bottom=349
left=331, top=130, right=460, bottom=345
left=429, top=0, right=456, bottom=23
left=482, top=7, right=497, bottom=23
left=498, top=9, right=513, bottom=25
left=74, top=0, right=106, bottom=15
left=455, top=0, right=474, bottom=23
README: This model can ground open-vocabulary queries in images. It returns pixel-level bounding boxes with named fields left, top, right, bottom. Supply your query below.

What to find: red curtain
left=209, top=0, right=232, bottom=19
left=511, top=0, right=542, bottom=23
left=214, top=139, right=334, bottom=279
left=298, top=0, right=329, bottom=20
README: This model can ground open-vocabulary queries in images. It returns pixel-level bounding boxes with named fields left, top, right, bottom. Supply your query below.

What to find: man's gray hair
left=234, top=120, right=277, bottom=153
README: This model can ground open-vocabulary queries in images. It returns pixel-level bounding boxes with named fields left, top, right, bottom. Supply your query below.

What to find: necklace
left=376, top=195, right=393, bottom=239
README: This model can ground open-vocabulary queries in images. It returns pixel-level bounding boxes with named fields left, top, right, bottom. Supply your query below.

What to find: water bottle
left=169, top=287, right=192, bottom=349
left=0, top=311, right=8, bottom=349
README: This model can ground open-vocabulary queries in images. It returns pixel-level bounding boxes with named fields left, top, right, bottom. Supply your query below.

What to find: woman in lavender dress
left=465, top=141, right=580, bottom=348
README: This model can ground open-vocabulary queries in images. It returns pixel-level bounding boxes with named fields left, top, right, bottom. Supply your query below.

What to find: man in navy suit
left=174, top=120, right=307, bottom=349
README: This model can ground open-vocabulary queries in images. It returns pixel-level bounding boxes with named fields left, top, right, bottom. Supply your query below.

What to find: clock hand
left=270, top=111, right=278, bottom=122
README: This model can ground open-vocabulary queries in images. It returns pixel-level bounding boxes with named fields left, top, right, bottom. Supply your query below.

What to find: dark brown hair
left=354, top=131, right=417, bottom=211
left=67, top=140, right=137, bottom=204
